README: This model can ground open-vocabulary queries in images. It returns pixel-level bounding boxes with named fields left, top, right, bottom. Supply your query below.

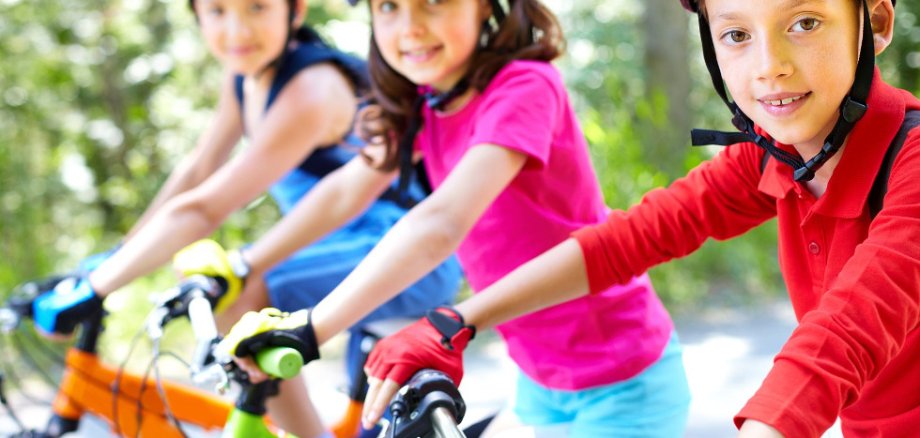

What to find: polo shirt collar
left=757, top=68, right=905, bottom=218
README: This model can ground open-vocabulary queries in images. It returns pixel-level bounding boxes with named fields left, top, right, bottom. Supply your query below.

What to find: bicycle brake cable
left=21, top=327, right=66, bottom=364
left=135, top=343, right=159, bottom=438
left=10, top=331, right=59, bottom=387
left=151, top=339, right=189, bottom=438
left=0, top=371, right=27, bottom=433
left=0, top=334, right=52, bottom=406
left=388, top=398, right=406, bottom=438
left=112, top=323, right=147, bottom=437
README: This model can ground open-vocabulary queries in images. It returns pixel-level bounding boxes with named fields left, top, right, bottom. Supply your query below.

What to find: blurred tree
left=641, top=0, right=691, bottom=178
left=880, top=1, right=920, bottom=93
left=2, top=0, right=919, bottom=312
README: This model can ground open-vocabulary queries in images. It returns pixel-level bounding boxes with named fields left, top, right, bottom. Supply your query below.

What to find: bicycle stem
left=431, top=407, right=465, bottom=438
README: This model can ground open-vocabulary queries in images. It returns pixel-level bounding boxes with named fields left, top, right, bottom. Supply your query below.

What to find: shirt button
left=808, top=242, right=821, bottom=255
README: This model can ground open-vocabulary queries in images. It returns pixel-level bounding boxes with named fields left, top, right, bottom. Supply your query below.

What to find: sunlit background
left=5, top=0, right=920, bottom=308
left=2, top=1, right=917, bottom=436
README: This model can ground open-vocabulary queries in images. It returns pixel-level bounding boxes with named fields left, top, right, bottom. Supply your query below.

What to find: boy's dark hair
left=357, top=0, right=565, bottom=171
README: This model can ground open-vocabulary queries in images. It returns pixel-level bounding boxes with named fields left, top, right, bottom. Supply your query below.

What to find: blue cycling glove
left=32, top=277, right=104, bottom=335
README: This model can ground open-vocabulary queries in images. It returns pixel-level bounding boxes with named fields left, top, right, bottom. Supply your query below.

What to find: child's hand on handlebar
left=361, top=306, right=476, bottom=429
left=173, top=239, right=249, bottom=313
left=32, top=277, right=103, bottom=338
left=216, top=307, right=319, bottom=383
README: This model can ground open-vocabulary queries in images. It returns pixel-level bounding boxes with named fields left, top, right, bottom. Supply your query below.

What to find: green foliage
left=2, top=0, right=920, bottom=328
left=554, top=2, right=783, bottom=311
left=0, top=0, right=345, bottom=367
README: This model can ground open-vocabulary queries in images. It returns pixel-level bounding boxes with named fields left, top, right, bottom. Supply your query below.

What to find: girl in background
left=32, top=0, right=462, bottom=436
left=219, top=0, right=690, bottom=436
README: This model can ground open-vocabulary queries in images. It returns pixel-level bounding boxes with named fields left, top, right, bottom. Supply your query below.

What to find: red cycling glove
left=364, top=306, right=476, bottom=386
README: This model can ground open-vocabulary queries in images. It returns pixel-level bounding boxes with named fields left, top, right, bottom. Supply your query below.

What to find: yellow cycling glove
left=216, top=308, right=320, bottom=364
left=172, top=239, right=246, bottom=313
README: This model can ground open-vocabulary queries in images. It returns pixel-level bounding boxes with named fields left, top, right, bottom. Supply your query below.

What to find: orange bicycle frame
left=52, top=348, right=231, bottom=437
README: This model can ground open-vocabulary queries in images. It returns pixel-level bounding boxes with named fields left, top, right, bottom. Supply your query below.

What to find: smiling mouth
left=229, top=51, right=253, bottom=57
left=401, top=46, right=441, bottom=60
left=759, top=92, right=810, bottom=107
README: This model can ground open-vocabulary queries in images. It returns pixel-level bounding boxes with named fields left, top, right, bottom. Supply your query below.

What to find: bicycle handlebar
left=177, top=277, right=303, bottom=383
left=387, top=369, right=467, bottom=438
left=1, top=275, right=302, bottom=384
left=0, top=276, right=66, bottom=333
left=1, top=275, right=303, bottom=437
left=430, top=406, right=465, bottom=438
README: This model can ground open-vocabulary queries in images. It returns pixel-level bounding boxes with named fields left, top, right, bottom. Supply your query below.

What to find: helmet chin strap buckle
left=793, top=162, right=816, bottom=182
left=842, top=97, right=868, bottom=123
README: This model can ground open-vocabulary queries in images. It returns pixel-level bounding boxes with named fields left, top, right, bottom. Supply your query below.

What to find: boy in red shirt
left=363, top=0, right=920, bottom=436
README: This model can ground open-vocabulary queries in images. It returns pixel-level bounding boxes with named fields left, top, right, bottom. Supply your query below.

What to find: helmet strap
left=393, top=0, right=503, bottom=199
left=489, top=0, right=506, bottom=24
left=396, top=78, right=471, bottom=202
left=691, top=0, right=874, bottom=182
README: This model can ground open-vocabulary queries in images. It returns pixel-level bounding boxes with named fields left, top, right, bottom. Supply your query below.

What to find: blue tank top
left=233, top=28, right=425, bottom=216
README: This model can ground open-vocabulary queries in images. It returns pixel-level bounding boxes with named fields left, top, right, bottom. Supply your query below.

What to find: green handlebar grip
left=254, top=347, right=304, bottom=379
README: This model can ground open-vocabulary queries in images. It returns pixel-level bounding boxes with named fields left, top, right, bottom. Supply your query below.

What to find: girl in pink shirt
left=349, top=0, right=689, bottom=435
left=221, top=0, right=689, bottom=436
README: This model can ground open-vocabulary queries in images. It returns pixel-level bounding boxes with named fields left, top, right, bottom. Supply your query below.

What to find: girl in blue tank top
left=64, top=0, right=463, bottom=436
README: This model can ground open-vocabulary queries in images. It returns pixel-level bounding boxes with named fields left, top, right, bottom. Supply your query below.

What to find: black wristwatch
left=426, top=306, right=477, bottom=350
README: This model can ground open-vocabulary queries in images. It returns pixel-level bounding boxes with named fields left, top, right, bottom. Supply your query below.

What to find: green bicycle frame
left=224, top=410, right=294, bottom=438
left=222, top=346, right=303, bottom=438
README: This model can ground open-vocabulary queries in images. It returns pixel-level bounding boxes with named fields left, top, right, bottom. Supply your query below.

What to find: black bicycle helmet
left=682, top=0, right=889, bottom=181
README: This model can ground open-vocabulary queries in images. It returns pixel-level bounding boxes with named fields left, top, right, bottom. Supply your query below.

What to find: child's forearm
left=245, top=158, right=395, bottom=273
left=310, top=203, right=465, bottom=344
left=89, top=197, right=224, bottom=295
left=457, top=238, right=589, bottom=330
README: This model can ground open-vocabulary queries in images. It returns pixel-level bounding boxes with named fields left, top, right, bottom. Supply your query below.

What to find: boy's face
left=196, top=0, right=293, bottom=76
left=706, top=0, right=860, bottom=149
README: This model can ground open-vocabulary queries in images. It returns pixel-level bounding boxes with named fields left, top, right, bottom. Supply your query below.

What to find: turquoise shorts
left=512, top=333, right=690, bottom=438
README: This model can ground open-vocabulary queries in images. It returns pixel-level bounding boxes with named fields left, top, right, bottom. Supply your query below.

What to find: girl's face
left=196, top=0, right=293, bottom=76
left=370, top=0, right=492, bottom=92
left=706, top=0, right=860, bottom=151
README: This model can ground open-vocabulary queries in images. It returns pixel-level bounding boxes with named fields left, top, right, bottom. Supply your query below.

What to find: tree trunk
left=642, top=0, right=691, bottom=178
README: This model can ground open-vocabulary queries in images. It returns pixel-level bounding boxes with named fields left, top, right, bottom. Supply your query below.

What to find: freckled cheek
left=800, top=49, right=853, bottom=104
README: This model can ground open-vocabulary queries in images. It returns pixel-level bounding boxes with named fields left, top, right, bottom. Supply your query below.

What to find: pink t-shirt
left=417, top=60, right=673, bottom=390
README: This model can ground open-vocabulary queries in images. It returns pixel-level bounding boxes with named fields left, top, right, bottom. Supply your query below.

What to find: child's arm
left=737, top=133, right=920, bottom=436
left=88, top=64, right=357, bottom=296
left=360, top=142, right=779, bottom=424
left=309, top=144, right=528, bottom=343
left=219, top=142, right=525, bottom=390
left=457, top=237, right=588, bottom=329
left=242, top=155, right=399, bottom=275
left=125, top=73, right=243, bottom=240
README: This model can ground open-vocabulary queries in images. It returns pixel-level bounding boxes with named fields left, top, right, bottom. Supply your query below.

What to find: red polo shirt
left=574, top=69, right=920, bottom=437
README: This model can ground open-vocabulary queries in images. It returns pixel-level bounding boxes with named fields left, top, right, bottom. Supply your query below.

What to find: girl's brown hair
left=357, top=0, right=565, bottom=171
